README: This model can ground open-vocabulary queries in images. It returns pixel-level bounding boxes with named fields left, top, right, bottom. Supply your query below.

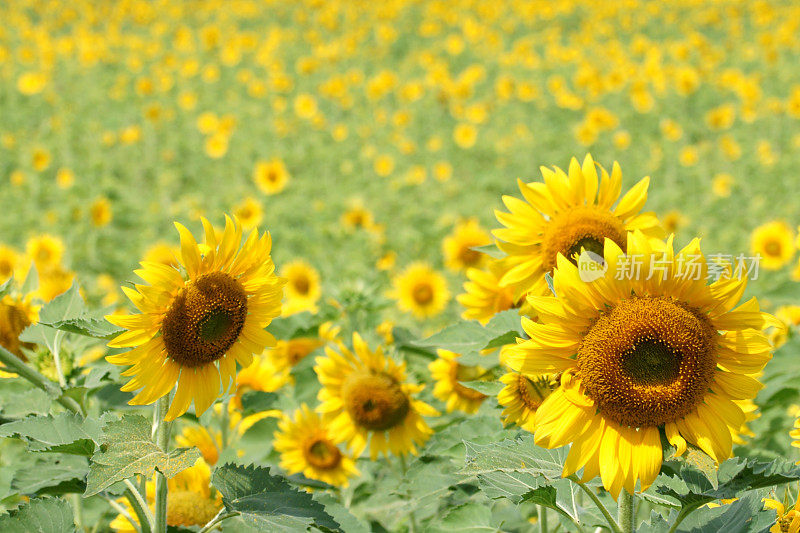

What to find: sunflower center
left=450, top=363, right=487, bottom=401
left=166, top=490, right=221, bottom=527
left=517, top=374, right=556, bottom=410
left=412, top=283, right=433, bottom=305
left=457, top=246, right=483, bottom=267
left=577, top=296, right=717, bottom=428
left=341, top=371, right=410, bottom=431
left=162, top=272, right=248, bottom=368
left=303, top=437, right=342, bottom=470
left=541, top=206, right=626, bottom=271
left=292, top=275, right=310, bottom=295
left=764, top=240, right=782, bottom=257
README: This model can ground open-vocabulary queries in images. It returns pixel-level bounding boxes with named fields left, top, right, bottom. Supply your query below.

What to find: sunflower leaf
left=461, top=434, right=568, bottom=480
left=427, top=502, right=495, bottom=532
left=671, top=491, right=776, bottom=533
left=211, top=463, right=340, bottom=532
left=0, top=497, right=75, bottom=533
left=42, top=317, right=124, bottom=339
left=0, top=412, right=102, bottom=455
left=470, top=244, right=505, bottom=259
left=84, top=414, right=200, bottom=496
left=12, top=455, right=88, bottom=496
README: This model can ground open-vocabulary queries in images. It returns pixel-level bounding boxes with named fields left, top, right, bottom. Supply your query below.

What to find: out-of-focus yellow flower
left=712, top=173, right=734, bottom=198
left=56, top=169, right=75, bottom=189
left=233, top=197, right=263, bottom=230
left=442, top=218, right=491, bottom=272
left=32, top=147, right=51, bottom=172
left=453, top=123, right=477, bottom=149
left=204, top=133, right=228, bottom=158
left=17, top=72, right=47, bottom=95
left=293, top=93, right=317, bottom=119
left=374, top=154, right=395, bottom=177
left=751, top=221, right=795, bottom=270
left=253, top=159, right=290, bottom=195
left=89, top=197, right=113, bottom=227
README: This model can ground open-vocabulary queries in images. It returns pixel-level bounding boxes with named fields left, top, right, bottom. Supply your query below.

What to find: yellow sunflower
left=233, top=352, right=290, bottom=409
left=764, top=498, right=800, bottom=533
left=0, top=245, right=22, bottom=282
left=253, top=159, right=290, bottom=195
left=26, top=234, right=65, bottom=271
left=110, top=458, right=221, bottom=532
left=267, top=337, right=324, bottom=373
left=493, top=154, right=662, bottom=299
left=106, top=215, right=284, bottom=421
left=457, top=259, right=517, bottom=324
left=175, top=424, right=222, bottom=465
left=428, top=349, right=488, bottom=414
left=0, top=294, right=38, bottom=360
left=274, top=404, right=360, bottom=487
left=497, top=371, right=559, bottom=433
left=233, top=196, right=263, bottom=230
left=751, top=221, right=794, bottom=270
left=281, top=260, right=321, bottom=315
left=442, top=218, right=491, bottom=272
left=341, top=203, right=376, bottom=232
left=504, top=231, right=776, bottom=498
left=389, top=262, right=450, bottom=319
left=315, top=333, right=438, bottom=459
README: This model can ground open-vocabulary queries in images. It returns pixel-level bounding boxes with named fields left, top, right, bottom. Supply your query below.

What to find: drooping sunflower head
left=505, top=231, right=776, bottom=498
left=497, top=371, right=559, bottom=433
left=442, top=218, right=492, bottom=272
left=458, top=259, right=518, bottom=324
left=274, top=404, right=360, bottom=487
left=751, top=220, right=794, bottom=270
left=281, top=259, right=321, bottom=315
left=493, top=154, right=663, bottom=298
left=106, top=215, right=285, bottom=421
left=428, top=349, right=488, bottom=414
left=389, top=262, right=450, bottom=319
left=315, top=333, right=438, bottom=459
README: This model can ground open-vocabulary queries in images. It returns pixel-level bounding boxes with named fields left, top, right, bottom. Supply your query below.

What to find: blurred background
left=2, top=0, right=800, bottom=327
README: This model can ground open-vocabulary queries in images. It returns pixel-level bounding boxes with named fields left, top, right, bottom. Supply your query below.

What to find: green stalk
left=568, top=476, right=621, bottom=533
left=538, top=505, right=548, bottom=532
left=618, top=490, right=635, bottom=533
left=0, top=344, right=82, bottom=414
left=152, top=397, right=171, bottom=533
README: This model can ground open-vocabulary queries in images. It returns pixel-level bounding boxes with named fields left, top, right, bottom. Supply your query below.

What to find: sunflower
left=106, top=215, right=284, bottom=421
left=389, top=262, right=450, bottom=319
left=340, top=203, right=376, bottom=232
left=457, top=259, right=517, bottom=324
left=175, top=424, right=222, bottom=465
left=751, top=221, right=794, bottom=270
left=442, top=218, right=491, bottom=272
left=504, top=232, right=776, bottom=498
left=0, top=294, right=38, bottom=360
left=281, top=260, right=321, bottom=315
left=497, top=371, right=559, bottom=432
left=274, top=404, right=360, bottom=487
left=253, top=159, right=290, bottom=195
left=764, top=498, right=800, bottom=533
left=26, top=234, right=65, bottom=271
left=109, top=458, right=222, bottom=532
left=428, top=349, right=488, bottom=414
left=493, top=154, right=662, bottom=299
left=315, top=333, right=438, bottom=459
left=233, top=196, right=263, bottom=230
left=0, top=245, right=22, bottom=282
left=143, top=242, right=179, bottom=268
left=233, top=352, right=290, bottom=409
left=267, top=337, right=324, bottom=373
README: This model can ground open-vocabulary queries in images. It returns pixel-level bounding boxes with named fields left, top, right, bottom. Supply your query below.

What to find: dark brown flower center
left=342, top=371, right=410, bottom=431
left=303, top=437, right=342, bottom=470
left=161, top=272, right=247, bottom=367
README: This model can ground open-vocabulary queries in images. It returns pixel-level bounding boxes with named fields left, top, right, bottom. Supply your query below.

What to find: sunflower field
left=3, top=0, right=800, bottom=531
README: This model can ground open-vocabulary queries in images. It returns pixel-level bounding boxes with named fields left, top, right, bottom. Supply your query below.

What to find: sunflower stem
left=538, top=505, right=548, bottom=532
left=124, top=478, right=154, bottom=532
left=0, top=344, right=82, bottom=414
left=617, top=491, right=635, bottom=533
left=152, top=396, right=171, bottom=533
left=569, top=476, right=622, bottom=533
left=398, top=454, right=418, bottom=533
left=198, top=510, right=239, bottom=533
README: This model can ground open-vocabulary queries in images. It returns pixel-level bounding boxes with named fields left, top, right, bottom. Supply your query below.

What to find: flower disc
left=342, top=372, right=411, bottom=431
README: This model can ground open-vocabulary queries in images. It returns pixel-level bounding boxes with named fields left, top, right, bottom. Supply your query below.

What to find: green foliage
left=84, top=414, right=200, bottom=496
left=211, top=463, right=340, bottom=532
left=0, top=498, right=75, bottom=533
left=12, top=455, right=88, bottom=496
left=0, top=413, right=101, bottom=455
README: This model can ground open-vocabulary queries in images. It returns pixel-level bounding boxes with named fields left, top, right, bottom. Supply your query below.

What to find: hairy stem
left=0, top=344, right=82, bottom=414
left=569, top=476, right=622, bottom=533
left=618, top=491, right=635, bottom=533
left=152, top=397, right=171, bottom=533
left=198, top=510, right=239, bottom=533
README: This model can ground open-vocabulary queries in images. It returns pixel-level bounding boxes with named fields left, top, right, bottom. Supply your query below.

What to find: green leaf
left=0, top=277, right=13, bottom=298
left=0, top=497, right=75, bottom=532
left=461, top=434, right=568, bottom=480
left=312, top=493, right=369, bottom=533
left=428, top=502, right=495, bottom=532
left=43, top=317, right=123, bottom=340
left=655, top=455, right=800, bottom=510
left=20, top=283, right=87, bottom=351
left=84, top=414, right=200, bottom=496
left=674, top=491, right=776, bottom=533
left=266, top=312, right=318, bottom=340
left=12, top=455, right=88, bottom=496
left=240, top=391, right=279, bottom=415
left=460, top=380, right=503, bottom=396
left=0, top=413, right=101, bottom=455
left=470, top=244, right=505, bottom=259
left=0, top=386, right=51, bottom=417
left=211, top=463, right=339, bottom=532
